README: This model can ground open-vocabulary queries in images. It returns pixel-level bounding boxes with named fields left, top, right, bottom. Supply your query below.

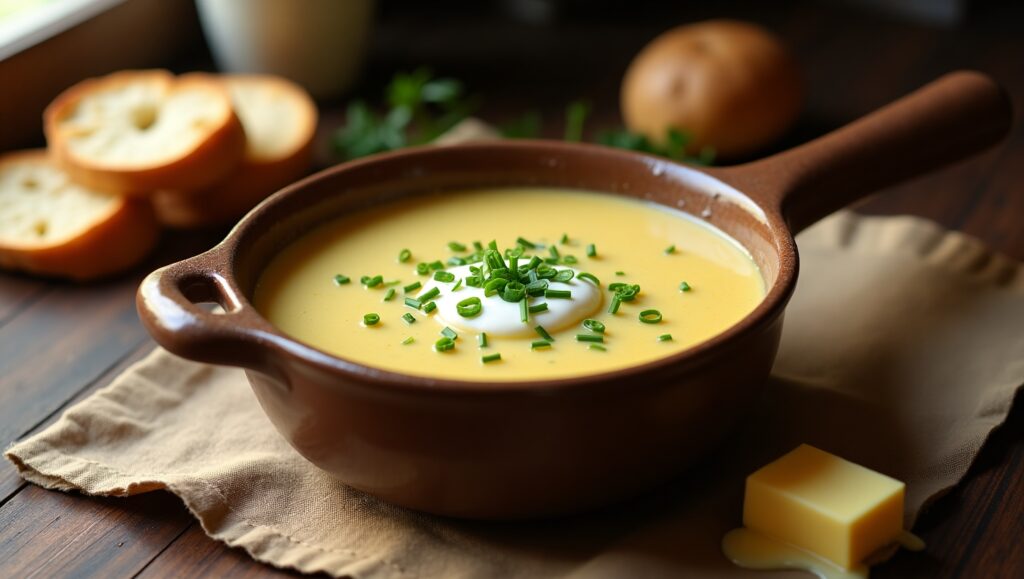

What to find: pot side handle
left=136, top=253, right=278, bottom=375
left=715, top=70, right=1012, bottom=234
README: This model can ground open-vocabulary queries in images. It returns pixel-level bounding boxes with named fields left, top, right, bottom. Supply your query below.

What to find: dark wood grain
left=0, top=0, right=1021, bottom=577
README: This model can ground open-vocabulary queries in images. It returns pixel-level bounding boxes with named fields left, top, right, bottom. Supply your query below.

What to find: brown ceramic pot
left=137, top=71, right=1011, bottom=519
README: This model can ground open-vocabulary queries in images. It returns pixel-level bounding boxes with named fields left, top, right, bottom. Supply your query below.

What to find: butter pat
left=743, top=444, right=905, bottom=569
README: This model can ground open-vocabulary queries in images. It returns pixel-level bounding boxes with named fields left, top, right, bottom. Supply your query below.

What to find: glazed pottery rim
left=204, top=140, right=799, bottom=394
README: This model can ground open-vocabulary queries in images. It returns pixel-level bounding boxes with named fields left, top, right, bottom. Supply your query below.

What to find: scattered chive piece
left=402, top=336, right=415, bottom=345
left=553, top=269, right=574, bottom=282
left=457, top=297, right=482, bottom=317
left=416, top=263, right=430, bottom=275
left=503, top=281, right=527, bottom=302
left=363, top=313, right=380, bottom=326
left=485, top=278, right=509, bottom=296
left=383, top=288, right=396, bottom=301
left=383, top=280, right=401, bottom=287
left=639, top=309, right=663, bottom=324
left=527, top=255, right=542, bottom=270
left=473, top=241, right=484, bottom=251
left=427, top=260, right=443, bottom=271
left=582, top=319, right=605, bottom=333
left=616, top=271, right=625, bottom=276
left=481, top=353, right=502, bottom=364
left=586, top=244, right=596, bottom=258
left=360, top=275, right=371, bottom=284
left=404, top=297, right=422, bottom=310
left=658, top=334, right=673, bottom=341
left=531, top=340, right=552, bottom=350
left=588, top=344, right=607, bottom=352
left=608, top=296, right=622, bottom=314
left=528, top=302, right=548, bottom=313
left=448, top=256, right=466, bottom=266
left=516, top=236, right=537, bottom=249
left=420, top=287, right=441, bottom=301
left=402, top=313, right=416, bottom=325
left=560, top=233, right=569, bottom=244
left=576, top=334, right=604, bottom=343
left=534, top=325, right=554, bottom=342
left=452, top=278, right=463, bottom=291
left=478, top=332, right=488, bottom=348
left=578, top=272, right=600, bottom=286
left=664, top=245, right=676, bottom=254
left=563, top=255, right=578, bottom=264
left=434, top=337, right=455, bottom=352
left=520, top=299, right=529, bottom=323
left=488, top=240, right=498, bottom=250
left=679, top=281, right=692, bottom=292
left=448, top=241, right=467, bottom=252
left=366, top=275, right=383, bottom=287
left=333, top=274, right=351, bottom=285
left=549, top=245, right=560, bottom=259
left=398, top=249, right=412, bottom=263
left=544, top=289, right=571, bottom=299
left=434, top=271, right=456, bottom=282
left=404, top=281, right=422, bottom=293
left=423, top=301, right=437, bottom=313
left=441, top=327, right=458, bottom=340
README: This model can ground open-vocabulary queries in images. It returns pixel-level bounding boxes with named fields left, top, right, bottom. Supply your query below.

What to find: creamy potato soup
left=254, top=188, right=764, bottom=382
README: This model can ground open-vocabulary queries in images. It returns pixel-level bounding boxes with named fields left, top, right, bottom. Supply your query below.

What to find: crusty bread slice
left=153, top=74, right=318, bottom=228
left=0, top=150, right=159, bottom=281
left=44, top=70, right=246, bottom=195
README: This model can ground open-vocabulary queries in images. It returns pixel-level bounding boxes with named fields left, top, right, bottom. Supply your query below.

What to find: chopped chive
left=582, top=319, right=605, bottom=333
left=448, top=256, right=467, bottom=266
left=333, top=274, right=351, bottom=285
left=452, top=278, right=463, bottom=291
left=520, top=299, right=529, bottom=323
left=402, top=312, right=416, bottom=325
left=434, top=337, right=455, bottom=352
left=576, top=334, right=604, bottom=343
left=402, top=336, right=415, bottom=345
left=457, top=297, right=482, bottom=318
left=516, top=236, right=537, bottom=249
left=363, top=313, right=380, bottom=326
left=488, top=240, right=498, bottom=250
left=423, top=301, right=437, bottom=313
left=578, top=272, right=600, bottom=286
left=536, top=264, right=556, bottom=279
left=473, top=241, right=484, bottom=251
left=534, top=325, right=554, bottom=341
left=563, top=255, right=578, bottom=264
left=527, top=255, right=542, bottom=270
left=560, top=233, right=569, bottom=244
left=615, top=271, right=625, bottom=276
left=434, top=271, right=456, bottom=283
left=586, top=244, right=596, bottom=258
left=608, top=296, right=622, bottom=314
left=360, top=275, right=371, bottom=284
left=478, top=332, right=488, bottom=348
left=428, top=260, right=444, bottom=271
left=398, top=249, right=412, bottom=263
left=481, top=353, right=502, bottom=364
left=553, top=269, right=574, bottom=283
left=416, top=263, right=430, bottom=275
left=448, top=241, right=467, bottom=252
left=544, top=289, right=571, bottom=299
left=485, top=277, right=509, bottom=297
left=528, top=302, right=548, bottom=313
left=383, top=288, right=396, bottom=301
left=588, top=344, right=607, bottom=352
left=365, top=275, right=383, bottom=287
left=549, top=245, right=560, bottom=259
left=383, top=280, right=401, bottom=287
left=658, top=334, right=673, bottom=341
left=679, top=281, right=692, bottom=292
left=404, top=281, right=422, bottom=293
left=404, top=297, right=422, bottom=310
left=525, top=279, right=548, bottom=296
left=531, top=340, right=552, bottom=350
left=639, top=309, right=663, bottom=324
left=441, top=327, right=458, bottom=340
left=503, top=281, right=527, bottom=302
left=664, top=245, right=676, bottom=254
left=420, top=287, right=441, bottom=301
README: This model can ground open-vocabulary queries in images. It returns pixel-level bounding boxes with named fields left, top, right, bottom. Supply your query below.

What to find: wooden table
left=1, top=1, right=1021, bottom=577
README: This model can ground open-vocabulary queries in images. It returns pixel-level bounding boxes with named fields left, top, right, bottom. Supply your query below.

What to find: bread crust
left=154, top=74, right=318, bottom=228
left=0, top=150, right=159, bottom=281
left=44, top=70, right=246, bottom=195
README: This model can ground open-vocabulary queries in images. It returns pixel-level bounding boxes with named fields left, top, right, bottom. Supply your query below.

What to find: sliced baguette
left=0, top=150, right=159, bottom=281
left=44, top=70, right=246, bottom=195
left=153, top=74, right=318, bottom=228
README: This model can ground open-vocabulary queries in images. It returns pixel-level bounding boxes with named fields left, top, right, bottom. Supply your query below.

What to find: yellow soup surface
left=254, top=188, right=765, bottom=382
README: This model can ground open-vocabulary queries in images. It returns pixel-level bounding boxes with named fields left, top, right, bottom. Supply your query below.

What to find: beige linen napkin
left=6, top=131, right=1024, bottom=578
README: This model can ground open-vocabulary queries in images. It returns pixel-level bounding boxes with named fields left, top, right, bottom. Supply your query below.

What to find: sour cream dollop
left=420, top=264, right=602, bottom=337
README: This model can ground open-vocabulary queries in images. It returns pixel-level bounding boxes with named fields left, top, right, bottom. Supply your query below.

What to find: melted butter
left=722, top=528, right=924, bottom=578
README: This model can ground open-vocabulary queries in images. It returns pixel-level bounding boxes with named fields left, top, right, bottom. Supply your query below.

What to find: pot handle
left=136, top=251, right=279, bottom=375
left=711, top=70, right=1012, bottom=233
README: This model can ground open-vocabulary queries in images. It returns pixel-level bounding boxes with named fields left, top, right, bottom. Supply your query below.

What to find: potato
left=621, top=19, right=802, bottom=159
